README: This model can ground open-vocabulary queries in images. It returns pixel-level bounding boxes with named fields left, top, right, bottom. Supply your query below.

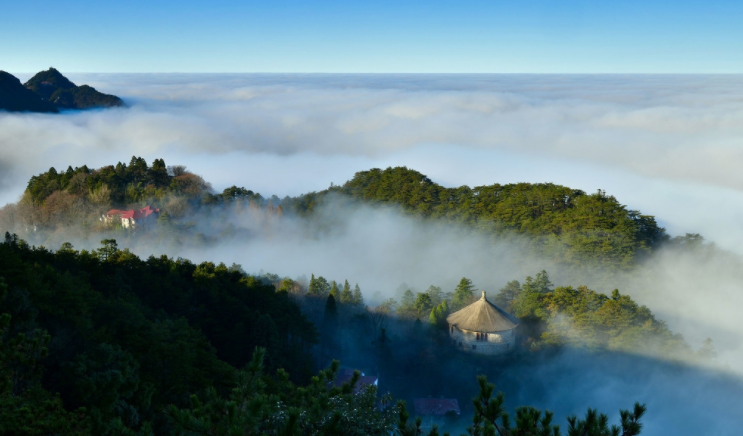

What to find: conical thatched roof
left=446, top=291, right=519, bottom=332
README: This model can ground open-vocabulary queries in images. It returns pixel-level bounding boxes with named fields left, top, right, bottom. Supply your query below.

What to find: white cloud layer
left=3, top=74, right=743, bottom=248
left=4, top=73, right=743, bottom=434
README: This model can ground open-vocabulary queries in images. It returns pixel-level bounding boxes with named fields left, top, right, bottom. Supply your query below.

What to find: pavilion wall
left=448, top=325, right=515, bottom=355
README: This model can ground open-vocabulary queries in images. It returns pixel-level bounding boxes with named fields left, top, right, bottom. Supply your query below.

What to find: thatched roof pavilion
left=447, top=291, right=518, bottom=332
left=446, top=291, right=518, bottom=355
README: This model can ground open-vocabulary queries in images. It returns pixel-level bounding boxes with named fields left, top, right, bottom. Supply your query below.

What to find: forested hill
left=285, top=167, right=668, bottom=271
left=2, top=161, right=669, bottom=273
left=0, top=233, right=317, bottom=434
left=0, top=234, right=653, bottom=435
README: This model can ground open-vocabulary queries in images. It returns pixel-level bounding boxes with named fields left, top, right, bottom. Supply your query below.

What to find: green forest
left=1, top=233, right=654, bottom=436
left=0, top=157, right=724, bottom=435
left=2, top=158, right=673, bottom=274
left=283, top=167, right=667, bottom=272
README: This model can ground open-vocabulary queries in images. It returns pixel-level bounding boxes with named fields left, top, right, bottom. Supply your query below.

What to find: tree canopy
left=283, top=167, right=668, bottom=272
left=0, top=232, right=316, bottom=434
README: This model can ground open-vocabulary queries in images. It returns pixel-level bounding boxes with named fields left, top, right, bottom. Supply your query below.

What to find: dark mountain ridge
left=0, top=71, right=58, bottom=113
left=0, top=68, right=123, bottom=112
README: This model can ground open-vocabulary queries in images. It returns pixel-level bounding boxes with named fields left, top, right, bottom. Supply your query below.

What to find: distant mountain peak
left=25, top=68, right=77, bottom=99
left=0, top=68, right=123, bottom=112
left=0, top=70, right=58, bottom=113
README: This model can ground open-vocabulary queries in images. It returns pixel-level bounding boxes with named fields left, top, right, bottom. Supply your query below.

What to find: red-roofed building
left=102, top=205, right=160, bottom=230
left=414, top=398, right=460, bottom=430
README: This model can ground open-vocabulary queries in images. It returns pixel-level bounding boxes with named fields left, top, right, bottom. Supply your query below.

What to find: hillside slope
left=284, top=167, right=668, bottom=271
left=2, top=161, right=668, bottom=272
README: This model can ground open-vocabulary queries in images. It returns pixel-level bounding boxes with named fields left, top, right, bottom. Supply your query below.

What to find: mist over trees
left=0, top=157, right=737, bottom=435
left=1, top=160, right=673, bottom=278
left=284, top=167, right=669, bottom=272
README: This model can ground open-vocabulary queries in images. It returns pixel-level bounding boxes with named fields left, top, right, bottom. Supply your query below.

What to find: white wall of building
left=448, top=325, right=515, bottom=355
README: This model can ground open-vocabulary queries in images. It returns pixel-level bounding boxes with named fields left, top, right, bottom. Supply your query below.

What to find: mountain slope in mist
left=2, top=160, right=670, bottom=276
left=4, top=228, right=740, bottom=436
left=5, top=158, right=743, bottom=435
left=285, top=166, right=667, bottom=272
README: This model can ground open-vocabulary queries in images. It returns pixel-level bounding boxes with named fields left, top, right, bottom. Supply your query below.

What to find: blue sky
left=2, top=0, right=742, bottom=73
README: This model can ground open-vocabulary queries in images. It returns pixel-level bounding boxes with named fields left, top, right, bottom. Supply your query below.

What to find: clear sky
left=2, top=0, right=742, bottom=73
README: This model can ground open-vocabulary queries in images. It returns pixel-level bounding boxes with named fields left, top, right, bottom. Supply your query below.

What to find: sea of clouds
left=2, top=73, right=743, bottom=434
left=3, top=71, right=743, bottom=351
left=4, top=74, right=743, bottom=246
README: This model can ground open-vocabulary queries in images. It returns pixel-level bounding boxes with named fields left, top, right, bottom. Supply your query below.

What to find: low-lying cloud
left=3, top=74, right=743, bottom=249
left=3, top=73, right=743, bottom=435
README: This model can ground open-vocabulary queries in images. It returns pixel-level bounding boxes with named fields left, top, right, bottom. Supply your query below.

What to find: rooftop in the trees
left=446, top=291, right=519, bottom=333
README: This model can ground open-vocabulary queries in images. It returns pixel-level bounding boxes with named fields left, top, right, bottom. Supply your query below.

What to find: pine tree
left=398, top=289, right=416, bottom=318
left=522, top=270, right=553, bottom=294
left=352, top=284, right=364, bottom=306
left=329, top=281, right=340, bottom=300
left=429, top=300, right=450, bottom=328
left=308, top=274, right=330, bottom=297
left=307, top=274, right=317, bottom=296
left=96, top=239, right=118, bottom=261
left=495, top=280, right=521, bottom=310
left=322, top=295, right=340, bottom=358
left=468, top=375, right=646, bottom=436
left=428, top=306, right=438, bottom=327
left=340, top=280, right=353, bottom=304
left=425, top=285, right=444, bottom=306
left=452, top=277, right=476, bottom=311
left=414, top=293, right=433, bottom=320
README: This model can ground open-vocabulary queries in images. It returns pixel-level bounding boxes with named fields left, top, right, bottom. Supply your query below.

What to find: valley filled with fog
left=2, top=74, right=743, bottom=434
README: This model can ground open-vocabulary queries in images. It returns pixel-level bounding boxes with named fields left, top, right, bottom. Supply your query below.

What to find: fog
left=499, top=349, right=743, bottom=436
left=4, top=74, right=743, bottom=249
left=165, top=199, right=743, bottom=370
left=2, top=73, right=743, bottom=434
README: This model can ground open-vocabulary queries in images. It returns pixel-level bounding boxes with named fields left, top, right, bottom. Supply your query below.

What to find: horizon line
left=9, top=71, right=743, bottom=76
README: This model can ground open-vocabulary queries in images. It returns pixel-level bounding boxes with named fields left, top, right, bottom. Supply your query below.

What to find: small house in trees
left=102, top=205, right=160, bottom=230
left=414, top=398, right=460, bottom=431
left=446, top=291, right=518, bottom=355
